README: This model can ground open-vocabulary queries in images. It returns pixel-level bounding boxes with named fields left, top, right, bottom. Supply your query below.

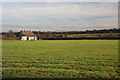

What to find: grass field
left=2, top=40, right=119, bottom=78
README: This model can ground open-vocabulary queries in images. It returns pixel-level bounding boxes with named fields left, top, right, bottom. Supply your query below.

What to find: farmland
left=2, top=40, right=119, bottom=78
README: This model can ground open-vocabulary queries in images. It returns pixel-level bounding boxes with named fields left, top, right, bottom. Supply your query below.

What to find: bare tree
left=8, top=29, right=13, bottom=37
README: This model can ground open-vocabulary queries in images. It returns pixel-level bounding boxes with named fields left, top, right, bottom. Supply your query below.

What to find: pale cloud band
left=2, top=2, right=119, bottom=32
left=2, top=0, right=120, bottom=2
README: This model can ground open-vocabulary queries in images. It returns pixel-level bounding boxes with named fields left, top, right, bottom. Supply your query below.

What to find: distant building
left=16, top=30, right=37, bottom=40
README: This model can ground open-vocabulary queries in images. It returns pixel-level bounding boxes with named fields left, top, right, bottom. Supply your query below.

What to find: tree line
left=1, top=28, right=120, bottom=40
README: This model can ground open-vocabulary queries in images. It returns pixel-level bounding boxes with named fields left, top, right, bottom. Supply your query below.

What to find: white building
left=17, top=30, right=37, bottom=40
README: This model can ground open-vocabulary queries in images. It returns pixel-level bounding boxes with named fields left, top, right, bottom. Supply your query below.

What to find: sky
left=2, top=0, right=120, bottom=2
left=1, top=0, right=119, bottom=32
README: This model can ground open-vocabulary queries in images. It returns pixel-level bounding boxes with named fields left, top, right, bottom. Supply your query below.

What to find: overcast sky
left=2, top=1, right=119, bottom=32
left=2, top=0, right=120, bottom=2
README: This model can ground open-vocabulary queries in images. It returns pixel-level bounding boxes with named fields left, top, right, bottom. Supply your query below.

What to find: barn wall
left=21, top=36, right=27, bottom=40
left=34, top=37, right=37, bottom=40
left=28, top=37, right=37, bottom=40
left=21, top=36, right=37, bottom=40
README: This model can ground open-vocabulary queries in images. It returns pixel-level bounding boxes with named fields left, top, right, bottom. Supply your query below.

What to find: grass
left=2, top=40, right=119, bottom=78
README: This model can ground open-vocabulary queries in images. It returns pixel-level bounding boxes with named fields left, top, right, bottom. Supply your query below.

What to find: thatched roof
left=16, top=31, right=36, bottom=37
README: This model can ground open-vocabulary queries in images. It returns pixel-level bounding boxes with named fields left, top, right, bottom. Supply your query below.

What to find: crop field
left=2, top=40, right=119, bottom=78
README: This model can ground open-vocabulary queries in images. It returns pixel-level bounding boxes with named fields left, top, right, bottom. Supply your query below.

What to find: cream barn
left=17, top=30, right=37, bottom=40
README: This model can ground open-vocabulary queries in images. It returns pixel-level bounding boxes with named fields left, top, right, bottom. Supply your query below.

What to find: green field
left=2, top=40, right=119, bottom=78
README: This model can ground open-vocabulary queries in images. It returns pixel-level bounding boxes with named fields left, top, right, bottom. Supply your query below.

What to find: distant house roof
left=16, top=30, right=36, bottom=37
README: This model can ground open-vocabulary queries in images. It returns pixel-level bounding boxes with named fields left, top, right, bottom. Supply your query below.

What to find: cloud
left=2, top=0, right=120, bottom=2
left=2, top=2, right=118, bottom=32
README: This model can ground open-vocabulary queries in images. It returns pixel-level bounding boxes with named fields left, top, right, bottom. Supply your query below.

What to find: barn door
left=27, top=37, right=29, bottom=40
